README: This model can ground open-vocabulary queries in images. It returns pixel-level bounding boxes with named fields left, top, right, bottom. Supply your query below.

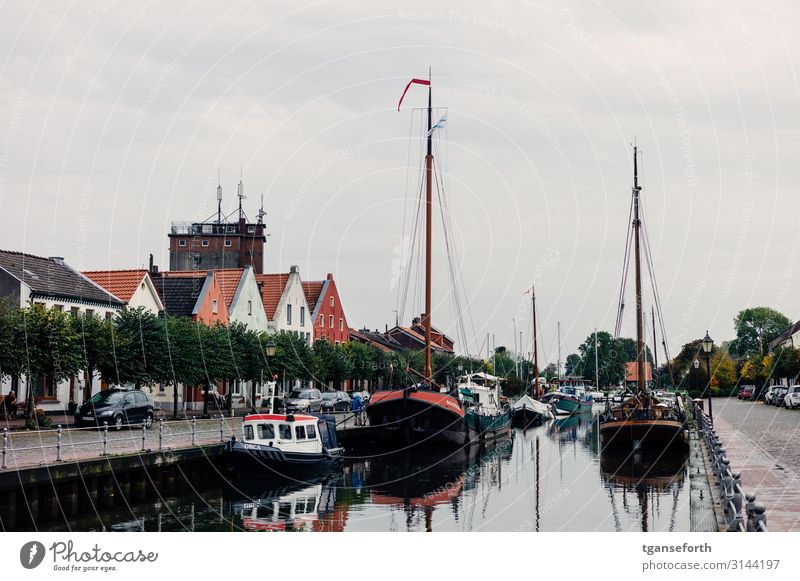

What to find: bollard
left=191, top=418, right=197, bottom=446
left=141, top=421, right=147, bottom=452
left=56, top=425, right=63, bottom=462
left=219, top=415, right=224, bottom=442
left=102, top=424, right=109, bottom=455
left=158, top=418, right=164, bottom=451
left=750, top=503, right=767, bottom=532
left=2, top=427, right=8, bottom=469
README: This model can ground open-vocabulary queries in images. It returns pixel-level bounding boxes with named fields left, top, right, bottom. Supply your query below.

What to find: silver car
left=284, top=388, right=323, bottom=413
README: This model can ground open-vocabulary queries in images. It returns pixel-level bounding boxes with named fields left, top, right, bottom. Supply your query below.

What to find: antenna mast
left=216, top=170, right=222, bottom=224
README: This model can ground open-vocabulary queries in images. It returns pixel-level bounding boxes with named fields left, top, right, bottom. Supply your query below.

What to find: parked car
left=773, top=387, right=789, bottom=407
left=74, top=388, right=154, bottom=430
left=320, top=391, right=351, bottom=412
left=284, top=388, right=323, bottom=413
left=737, top=386, right=754, bottom=400
left=784, top=386, right=800, bottom=409
left=765, top=387, right=781, bottom=405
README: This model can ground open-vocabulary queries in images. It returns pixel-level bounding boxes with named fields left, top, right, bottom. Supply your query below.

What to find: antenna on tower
left=216, top=169, right=222, bottom=224
left=257, top=193, right=265, bottom=224
left=237, top=171, right=245, bottom=222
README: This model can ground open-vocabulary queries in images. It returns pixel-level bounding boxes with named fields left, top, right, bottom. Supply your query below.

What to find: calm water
left=43, top=409, right=691, bottom=532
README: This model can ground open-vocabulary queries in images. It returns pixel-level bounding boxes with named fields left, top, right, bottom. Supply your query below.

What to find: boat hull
left=554, top=396, right=592, bottom=416
left=465, top=409, right=512, bottom=440
left=366, top=389, right=473, bottom=447
left=599, top=418, right=686, bottom=449
left=225, top=440, right=343, bottom=476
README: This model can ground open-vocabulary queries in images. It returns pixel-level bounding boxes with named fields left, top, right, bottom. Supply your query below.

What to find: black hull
left=226, top=441, right=343, bottom=477
left=599, top=419, right=687, bottom=450
left=366, top=392, right=474, bottom=448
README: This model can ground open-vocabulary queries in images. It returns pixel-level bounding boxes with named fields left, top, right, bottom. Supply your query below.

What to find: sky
left=1, top=0, right=799, bottom=365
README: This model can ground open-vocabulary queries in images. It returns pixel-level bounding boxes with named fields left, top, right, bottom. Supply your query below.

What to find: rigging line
left=614, top=193, right=636, bottom=336
left=396, top=107, right=417, bottom=317
left=399, top=113, right=427, bottom=322
left=640, top=208, right=672, bottom=361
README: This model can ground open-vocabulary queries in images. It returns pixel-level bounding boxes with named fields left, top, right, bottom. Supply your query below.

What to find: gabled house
left=625, top=361, right=653, bottom=390
left=303, top=273, right=349, bottom=344
left=216, top=267, right=268, bottom=332
left=82, top=269, right=164, bottom=314
left=386, top=316, right=455, bottom=354
left=0, top=250, right=125, bottom=411
left=154, top=270, right=229, bottom=325
left=256, top=265, right=312, bottom=344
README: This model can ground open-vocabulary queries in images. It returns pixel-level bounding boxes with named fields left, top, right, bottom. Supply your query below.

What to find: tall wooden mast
left=632, top=145, right=646, bottom=395
left=423, top=68, right=433, bottom=382
left=532, top=285, right=539, bottom=394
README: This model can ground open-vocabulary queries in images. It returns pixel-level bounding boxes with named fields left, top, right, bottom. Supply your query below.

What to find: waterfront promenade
left=715, top=399, right=800, bottom=532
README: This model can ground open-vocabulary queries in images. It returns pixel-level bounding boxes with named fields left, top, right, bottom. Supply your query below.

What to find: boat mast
left=651, top=307, right=658, bottom=389
left=423, top=67, right=433, bottom=383
left=532, top=285, right=539, bottom=395
left=632, top=145, right=646, bottom=395
left=557, top=321, right=561, bottom=382
left=594, top=328, right=599, bottom=389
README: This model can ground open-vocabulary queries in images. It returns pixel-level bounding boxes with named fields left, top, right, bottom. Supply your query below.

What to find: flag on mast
left=397, top=77, right=430, bottom=111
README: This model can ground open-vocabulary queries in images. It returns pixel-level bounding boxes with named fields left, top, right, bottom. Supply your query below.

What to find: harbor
left=0, top=400, right=785, bottom=532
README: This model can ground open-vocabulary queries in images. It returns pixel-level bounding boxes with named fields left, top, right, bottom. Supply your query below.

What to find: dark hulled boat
left=599, top=145, right=687, bottom=450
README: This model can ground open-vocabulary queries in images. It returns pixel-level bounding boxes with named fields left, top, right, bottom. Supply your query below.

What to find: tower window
left=224, top=240, right=232, bottom=247
left=178, top=240, right=187, bottom=247
left=202, top=240, right=209, bottom=247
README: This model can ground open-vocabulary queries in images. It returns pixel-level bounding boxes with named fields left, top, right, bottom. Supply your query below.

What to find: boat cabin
left=556, top=376, right=591, bottom=398
left=457, top=372, right=502, bottom=413
left=240, top=413, right=339, bottom=454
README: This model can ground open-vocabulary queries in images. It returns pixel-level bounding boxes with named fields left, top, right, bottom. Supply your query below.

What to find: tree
left=164, top=316, right=204, bottom=419
left=542, top=363, right=558, bottom=381
left=730, top=307, right=791, bottom=358
left=575, top=331, right=628, bottom=387
left=106, top=308, right=170, bottom=388
left=271, top=332, right=313, bottom=386
left=740, top=354, right=768, bottom=391
left=0, top=300, right=27, bottom=398
left=20, top=305, right=83, bottom=427
left=198, top=323, right=234, bottom=417
left=74, top=311, right=114, bottom=399
left=312, top=339, right=351, bottom=389
left=710, top=349, right=737, bottom=395
left=767, top=346, right=800, bottom=384
left=565, top=353, right=582, bottom=376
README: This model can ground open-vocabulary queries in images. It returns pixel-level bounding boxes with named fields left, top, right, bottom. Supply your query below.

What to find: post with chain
left=56, top=425, right=63, bottom=462
left=158, top=418, right=164, bottom=451
left=2, top=427, right=8, bottom=469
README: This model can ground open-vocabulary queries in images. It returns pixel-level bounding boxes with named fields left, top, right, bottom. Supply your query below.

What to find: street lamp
left=701, top=331, right=714, bottom=423
left=265, top=340, right=277, bottom=413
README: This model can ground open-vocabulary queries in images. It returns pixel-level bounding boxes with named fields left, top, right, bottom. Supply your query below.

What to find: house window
left=248, top=300, right=252, bottom=315
left=287, top=304, right=292, bottom=325
left=329, top=315, right=333, bottom=328
left=202, top=240, right=209, bottom=247
left=300, top=306, right=305, bottom=326
left=339, top=318, right=343, bottom=331
left=330, top=296, right=334, bottom=307
left=53, top=304, right=63, bottom=312
left=212, top=299, right=218, bottom=314
left=232, top=380, right=241, bottom=395
left=105, top=312, right=113, bottom=320
left=224, top=240, right=232, bottom=247
left=70, top=307, right=79, bottom=316
left=248, top=226, right=255, bottom=233
left=319, top=314, right=324, bottom=327
left=86, top=309, right=94, bottom=317
left=178, top=240, right=187, bottom=247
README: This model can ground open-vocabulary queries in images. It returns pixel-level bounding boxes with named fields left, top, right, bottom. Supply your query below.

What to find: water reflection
left=35, top=409, right=693, bottom=532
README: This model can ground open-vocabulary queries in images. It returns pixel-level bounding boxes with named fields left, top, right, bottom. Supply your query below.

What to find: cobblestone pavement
left=1, top=417, right=241, bottom=470
left=714, top=397, right=800, bottom=473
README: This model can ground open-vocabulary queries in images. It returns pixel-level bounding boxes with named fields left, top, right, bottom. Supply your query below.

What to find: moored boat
left=544, top=377, right=593, bottom=415
left=226, top=413, right=344, bottom=474
left=458, top=373, right=513, bottom=440
left=511, top=394, right=554, bottom=427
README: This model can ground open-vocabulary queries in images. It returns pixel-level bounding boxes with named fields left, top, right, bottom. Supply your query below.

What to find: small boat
left=511, top=394, right=554, bottom=427
left=544, top=377, right=593, bottom=415
left=226, top=413, right=344, bottom=474
left=458, top=373, right=513, bottom=440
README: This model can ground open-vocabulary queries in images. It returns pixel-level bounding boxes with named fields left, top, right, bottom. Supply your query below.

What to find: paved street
left=2, top=417, right=241, bottom=470
left=714, top=398, right=800, bottom=473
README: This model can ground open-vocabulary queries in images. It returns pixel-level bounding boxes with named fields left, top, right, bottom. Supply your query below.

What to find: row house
left=0, top=250, right=125, bottom=412
left=385, top=316, right=455, bottom=354
left=256, top=265, right=313, bottom=344
left=303, top=273, right=349, bottom=344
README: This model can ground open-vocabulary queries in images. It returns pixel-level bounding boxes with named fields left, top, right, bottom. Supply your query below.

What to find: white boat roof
left=512, top=395, right=553, bottom=416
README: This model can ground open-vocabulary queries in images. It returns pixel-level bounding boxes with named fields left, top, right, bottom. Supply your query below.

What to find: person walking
left=352, top=392, right=364, bottom=426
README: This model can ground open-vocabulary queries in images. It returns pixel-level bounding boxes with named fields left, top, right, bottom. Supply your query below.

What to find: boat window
left=279, top=424, right=293, bottom=439
left=306, top=424, right=316, bottom=439
left=295, top=425, right=306, bottom=440
left=258, top=424, right=275, bottom=440
left=243, top=425, right=254, bottom=441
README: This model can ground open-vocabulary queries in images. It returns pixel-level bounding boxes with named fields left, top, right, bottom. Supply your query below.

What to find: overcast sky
left=1, top=0, right=799, bottom=364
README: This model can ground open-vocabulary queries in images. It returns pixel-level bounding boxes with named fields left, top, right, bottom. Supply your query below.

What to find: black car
left=74, top=389, right=154, bottom=430
left=320, top=391, right=351, bottom=412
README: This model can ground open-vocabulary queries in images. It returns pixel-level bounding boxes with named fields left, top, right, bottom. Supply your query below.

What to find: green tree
left=575, top=331, right=627, bottom=387
left=164, top=316, right=204, bottom=419
left=730, top=307, right=791, bottom=358
left=0, top=300, right=27, bottom=399
left=74, top=311, right=114, bottom=399
left=767, top=346, right=800, bottom=384
left=542, top=363, right=558, bottom=381
left=710, top=349, right=737, bottom=395
left=106, top=308, right=170, bottom=388
left=198, top=323, right=234, bottom=417
left=564, top=353, right=582, bottom=376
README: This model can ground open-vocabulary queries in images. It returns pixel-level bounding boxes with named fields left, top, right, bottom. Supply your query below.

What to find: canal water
left=40, top=409, right=691, bottom=532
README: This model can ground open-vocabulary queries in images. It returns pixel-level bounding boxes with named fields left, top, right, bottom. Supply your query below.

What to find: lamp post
left=701, top=331, right=714, bottom=423
left=265, top=340, right=277, bottom=413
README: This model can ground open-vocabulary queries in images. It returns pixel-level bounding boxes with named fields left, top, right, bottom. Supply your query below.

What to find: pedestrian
left=3, top=390, right=16, bottom=420
left=352, top=392, right=363, bottom=426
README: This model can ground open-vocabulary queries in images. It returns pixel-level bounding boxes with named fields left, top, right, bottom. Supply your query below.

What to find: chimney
left=290, top=265, right=299, bottom=274
left=412, top=316, right=421, bottom=326
left=327, top=273, right=333, bottom=281
left=49, top=256, right=65, bottom=265
left=149, top=253, right=159, bottom=274
left=385, top=323, right=388, bottom=332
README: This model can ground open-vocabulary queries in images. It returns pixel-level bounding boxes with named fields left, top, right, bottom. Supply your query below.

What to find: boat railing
left=692, top=402, right=767, bottom=532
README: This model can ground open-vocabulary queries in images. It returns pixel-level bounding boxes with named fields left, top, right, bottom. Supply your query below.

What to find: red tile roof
left=214, top=269, right=244, bottom=308
left=82, top=269, right=149, bottom=303
left=159, top=270, right=207, bottom=278
left=302, top=281, right=325, bottom=312
left=255, top=273, right=290, bottom=319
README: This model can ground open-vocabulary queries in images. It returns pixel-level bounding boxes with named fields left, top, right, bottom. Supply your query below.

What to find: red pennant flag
left=397, top=78, right=430, bottom=111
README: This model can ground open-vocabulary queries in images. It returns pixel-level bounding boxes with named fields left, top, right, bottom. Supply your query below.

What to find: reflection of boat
left=230, top=478, right=338, bottom=532
left=599, top=146, right=686, bottom=451
left=458, top=373, right=513, bottom=439
left=511, top=394, right=553, bottom=427
left=600, top=448, right=688, bottom=532
left=226, top=413, right=344, bottom=475
left=543, top=377, right=593, bottom=415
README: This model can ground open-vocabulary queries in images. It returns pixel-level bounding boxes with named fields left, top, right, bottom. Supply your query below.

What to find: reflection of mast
left=535, top=436, right=541, bottom=532
left=639, top=488, right=649, bottom=532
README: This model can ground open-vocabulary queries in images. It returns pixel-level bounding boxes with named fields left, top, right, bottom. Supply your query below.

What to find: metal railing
left=693, top=403, right=767, bottom=532
left=1, top=415, right=232, bottom=469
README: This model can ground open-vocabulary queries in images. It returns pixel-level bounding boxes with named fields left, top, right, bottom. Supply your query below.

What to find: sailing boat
left=367, top=73, right=496, bottom=446
left=598, top=145, right=687, bottom=449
